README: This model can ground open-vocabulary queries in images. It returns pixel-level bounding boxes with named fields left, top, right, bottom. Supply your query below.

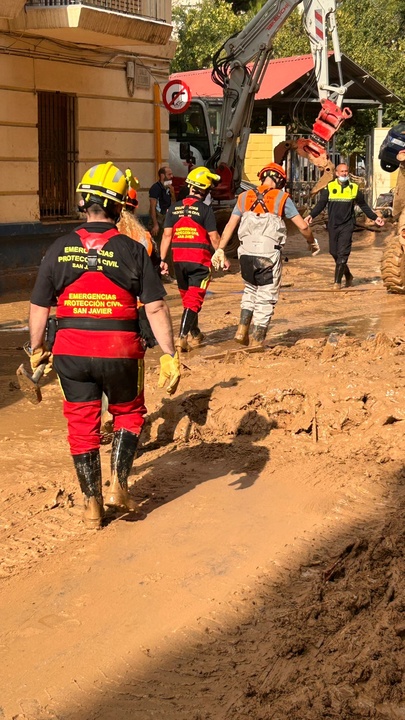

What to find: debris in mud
left=41, top=487, right=64, bottom=511
left=142, top=333, right=404, bottom=447
left=321, top=331, right=341, bottom=362
left=290, top=402, right=315, bottom=435
left=227, top=489, right=405, bottom=720
left=366, top=332, right=396, bottom=357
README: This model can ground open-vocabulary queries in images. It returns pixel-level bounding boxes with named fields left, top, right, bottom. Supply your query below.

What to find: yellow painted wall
left=243, top=127, right=286, bottom=184
left=372, top=128, right=399, bottom=205
left=0, top=41, right=170, bottom=223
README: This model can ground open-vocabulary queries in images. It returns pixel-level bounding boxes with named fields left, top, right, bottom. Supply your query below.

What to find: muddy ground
left=0, top=222, right=404, bottom=720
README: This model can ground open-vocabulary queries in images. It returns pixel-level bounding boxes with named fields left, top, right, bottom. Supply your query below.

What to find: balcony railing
left=25, top=0, right=162, bottom=20
left=22, top=0, right=172, bottom=43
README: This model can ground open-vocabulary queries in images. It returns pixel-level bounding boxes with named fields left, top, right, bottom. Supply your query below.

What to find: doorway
left=38, top=91, right=77, bottom=219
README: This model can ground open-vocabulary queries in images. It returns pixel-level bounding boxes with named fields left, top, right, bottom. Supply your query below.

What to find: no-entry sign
left=162, top=79, right=192, bottom=114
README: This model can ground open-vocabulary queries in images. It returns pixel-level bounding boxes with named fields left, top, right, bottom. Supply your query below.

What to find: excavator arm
left=210, top=0, right=352, bottom=199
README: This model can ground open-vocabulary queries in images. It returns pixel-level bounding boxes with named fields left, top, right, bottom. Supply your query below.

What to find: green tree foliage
left=172, top=0, right=404, bottom=154
left=272, top=9, right=309, bottom=58
left=271, top=0, right=405, bottom=152
left=335, top=0, right=405, bottom=125
left=171, top=0, right=252, bottom=73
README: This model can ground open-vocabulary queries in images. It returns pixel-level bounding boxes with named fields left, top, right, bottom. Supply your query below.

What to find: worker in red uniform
left=28, top=162, right=181, bottom=530
left=160, top=166, right=221, bottom=352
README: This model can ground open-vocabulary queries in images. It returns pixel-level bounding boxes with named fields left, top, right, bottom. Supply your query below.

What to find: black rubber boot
left=106, top=429, right=140, bottom=511
left=344, top=264, right=354, bottom=287
left=72, top=450, right=104, bottom=530
left=234, top=309, right=253, bottom=346
left=333, top=262, right=346, bottom=290
left=176, top=308, right=198, bottom=352
left=250, top=324, right=269, bottom=347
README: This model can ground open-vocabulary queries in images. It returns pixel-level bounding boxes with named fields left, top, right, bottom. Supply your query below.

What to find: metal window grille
left=26, top=0, right=144, bottom=16
left=38, top=91, right=77, bottom=219
left=285, top=136, right=322, bottom=209
left=285, top=134, right=373, bottom=208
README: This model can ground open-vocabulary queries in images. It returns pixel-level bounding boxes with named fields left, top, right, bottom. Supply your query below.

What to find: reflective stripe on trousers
left=240, top=252, right=282, bottom=327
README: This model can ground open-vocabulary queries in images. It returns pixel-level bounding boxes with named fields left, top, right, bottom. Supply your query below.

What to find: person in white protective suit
left=212, top=163, right=319, bottom=346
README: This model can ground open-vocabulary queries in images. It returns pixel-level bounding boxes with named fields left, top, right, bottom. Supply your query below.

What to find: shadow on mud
left=134, top=408, right=272, bottom=508
left=103, top=382, right=272, bottom=522
left=47, top=454, right=405, bottom=720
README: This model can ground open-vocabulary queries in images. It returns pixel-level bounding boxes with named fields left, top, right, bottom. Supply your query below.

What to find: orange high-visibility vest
left=237, top=185, right=289, bottom=217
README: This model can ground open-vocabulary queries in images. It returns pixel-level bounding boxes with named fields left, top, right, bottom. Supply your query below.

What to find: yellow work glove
left=30, top=346, right=53, bottom=376
left=158, top=352, right=181, bottom=395
left=211, top=248, right=226, bottom=270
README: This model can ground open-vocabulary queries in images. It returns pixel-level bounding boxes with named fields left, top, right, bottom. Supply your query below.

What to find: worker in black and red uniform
left=160, top=166, right=221, bottom=352
left=28, top=162, right=181, bottom=530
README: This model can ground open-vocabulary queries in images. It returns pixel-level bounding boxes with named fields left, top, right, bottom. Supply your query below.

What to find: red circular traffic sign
left=162, top=79, right=192, bottom=114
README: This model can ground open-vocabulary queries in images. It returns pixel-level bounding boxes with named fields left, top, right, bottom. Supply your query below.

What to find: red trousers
left=53, top=355, right=146, bottom=455
left=174, top=261, right=211, bottom=313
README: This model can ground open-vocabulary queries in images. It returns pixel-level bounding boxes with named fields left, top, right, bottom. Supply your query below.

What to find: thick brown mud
left=0, top=224, right=404, bottom=720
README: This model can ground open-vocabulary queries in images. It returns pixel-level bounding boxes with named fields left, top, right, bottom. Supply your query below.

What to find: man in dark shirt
left=160, top=166, right=220, bottom=352
left=306, top=163, right=384, bottom=288
left=29, top=162, right=181, bottom=529
left=149, top=166, right=174, bottom=236
left=149, top=166, right=176, bottom=274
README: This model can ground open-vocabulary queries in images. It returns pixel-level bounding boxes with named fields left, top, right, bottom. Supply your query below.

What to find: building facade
left=0, top=0, right=175, bottom=229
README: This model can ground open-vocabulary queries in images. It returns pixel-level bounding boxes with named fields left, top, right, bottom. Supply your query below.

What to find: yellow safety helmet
left=77, top=161, right=128, bottom=206
left=186, top=166, right=221, bottom=190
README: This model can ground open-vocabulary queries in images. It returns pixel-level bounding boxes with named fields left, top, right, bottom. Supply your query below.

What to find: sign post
left=162, top=79, right=192, bottom=114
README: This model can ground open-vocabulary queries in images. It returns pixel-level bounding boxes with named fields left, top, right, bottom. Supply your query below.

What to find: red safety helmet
left=258, top=162, right=287, bottom=188
left=125, top=186, right=138, bottom=210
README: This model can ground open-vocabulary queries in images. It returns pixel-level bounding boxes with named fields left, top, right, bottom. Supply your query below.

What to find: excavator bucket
left=273, top=101, right=353, bottom=195
left=273, top=138, right=335, bottom=196
left=295, top=138, right=335, bottom=194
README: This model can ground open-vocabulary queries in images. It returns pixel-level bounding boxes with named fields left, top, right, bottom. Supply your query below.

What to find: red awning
left=170, top=54, right=318, bottom=101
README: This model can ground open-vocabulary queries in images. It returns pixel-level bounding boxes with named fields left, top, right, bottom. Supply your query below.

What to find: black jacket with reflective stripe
left=310, top=180, right=377, bottom=227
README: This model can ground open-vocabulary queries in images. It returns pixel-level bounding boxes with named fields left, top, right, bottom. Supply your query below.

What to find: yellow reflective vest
left=327, top=179, right=359, bottom=202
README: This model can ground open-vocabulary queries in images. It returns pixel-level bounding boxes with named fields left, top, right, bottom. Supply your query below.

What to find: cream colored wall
left=372, top=128, right=399, bottom=205
left=0, top=47, right=170, bottom=223
left=243, top=127, right=286, bottom=184
left=0, top=55, right=39, bottom=222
